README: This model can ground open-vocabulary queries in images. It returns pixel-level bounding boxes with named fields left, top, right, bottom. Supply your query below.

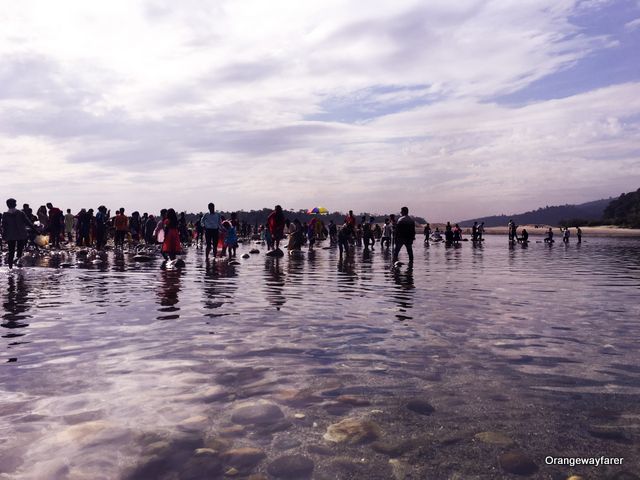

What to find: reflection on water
left=1, top=237, right=639, bottom=479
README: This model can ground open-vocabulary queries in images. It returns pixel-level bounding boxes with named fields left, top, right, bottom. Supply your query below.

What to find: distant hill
left=603, top=188, right=640, bottom=228
left=459, top=198, right=612, bottom=227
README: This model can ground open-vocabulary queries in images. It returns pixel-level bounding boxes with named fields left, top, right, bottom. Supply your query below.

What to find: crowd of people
left=1, top=198, right=586, bottom=270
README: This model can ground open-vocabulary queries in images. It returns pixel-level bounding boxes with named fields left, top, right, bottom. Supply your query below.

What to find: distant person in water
left=563, top=227, right=570, bottom=244
left=201, top=203, right=221, bottom=260
left=363, top=216, right=374, bottom=251
left=162, top=209, right=182, bottom=261
left=508, top=219, right=517, bottom=243
left=544, top=227, right=554, bottom=243
left=381, top=218, right=392, bottom=249
left=143, top=214, right=156, bottom=245
left=393, top=206, right=416, bottom=264
left=95, top=206, right=109, bottom=250
left=267, top=205, right=286, bottom=250
left=2, top=198, right=36, bottom=269
left=114, top=208, right=129, bottom=249
left=223, top=220, right=238, bottom=257
left=46, top=203, right=63, bottom=248
left=444, top=222, right=453, bottom=244
left=576, top=226, right=582, bottom=244
left=471, top=221, right=478, bottom=241
left=338, top=224, right=352, bottom=257
left=423, top=222, right=431, bottom=244
left=520, top=228, right=529, bottom=243
left=453, top=223, right=462, bottom=244
left=328, top=220, right=337, bottom=244
left=288, top=219, right=305, bottom=251
left=154, top=209, right=168, bottom=245
left=64, top=208, right=75, bottom=243
left=478, top=222, right=485, bottom=241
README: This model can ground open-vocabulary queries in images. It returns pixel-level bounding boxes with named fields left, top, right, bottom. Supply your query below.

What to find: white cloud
left=625, top=17, right=640, bottom=30
left=0, top=0, right=637, bottom=220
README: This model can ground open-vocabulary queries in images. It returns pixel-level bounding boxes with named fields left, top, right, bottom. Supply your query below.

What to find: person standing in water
left=576, top=226, right=582, bottom=244
left=95, top=206, right=109, bottom=250
left=64, top=209, right=75, bottom=244
left=161, top=209, right=182, bottom=261
left=114, top=208, right=129, bottom=249
left=393, top=206, right=416, bottom=264
left=267, top=205, right=286, bottom=251
left=562, top=227, right=570, bottom=244
left=2, top=198, right=36, bottom=269
left=544, top=227, right=554, bottom=243
left=201, top=203, right=221, bottom=260
left=223, top=220, right=238, bottom=257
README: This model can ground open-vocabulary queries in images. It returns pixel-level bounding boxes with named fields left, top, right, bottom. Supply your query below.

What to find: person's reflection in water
left=264, top=258, right=286, bottom=310
left=203, top=259, right=237, bottom=312
left=156, top=269, right=182, bottom=320
left=392, top=267, right=415, bottom=321
left=2, top=273, right=31, bottom=345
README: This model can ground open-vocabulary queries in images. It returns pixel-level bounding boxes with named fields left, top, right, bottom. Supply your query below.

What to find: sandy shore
left=418, top=224, right=640, bottom=237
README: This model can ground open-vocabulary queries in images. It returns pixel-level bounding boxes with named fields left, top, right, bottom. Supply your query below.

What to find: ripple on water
left=0, top=237, right=639, bottom=478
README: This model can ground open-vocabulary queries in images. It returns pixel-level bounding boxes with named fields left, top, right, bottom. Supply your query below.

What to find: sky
left=1, top=0, right=639, bottom=222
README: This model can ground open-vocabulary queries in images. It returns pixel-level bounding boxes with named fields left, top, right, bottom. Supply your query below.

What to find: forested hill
left=603, top=188, right=640, bottom=228
left=458, top=198, right=612, bottom=227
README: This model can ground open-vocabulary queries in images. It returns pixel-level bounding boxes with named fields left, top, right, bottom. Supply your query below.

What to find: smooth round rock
left=231, top=402, right=284, bottom=426
left=407, top=399, right=435, bottom=415
left=475, top=431, right=514, bottom=446
left=499, top=452, right=538, bottom=475
left=323, top=417, right=381, bottom=444
left=221, top=447, right=266, bottom=470
left=267, top=455, right=314, bottom=479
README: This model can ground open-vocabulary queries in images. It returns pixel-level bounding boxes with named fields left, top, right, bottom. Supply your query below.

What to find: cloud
left=625, top=17, right=640, bottom=30
left=0, top=0, right=638, bottom=219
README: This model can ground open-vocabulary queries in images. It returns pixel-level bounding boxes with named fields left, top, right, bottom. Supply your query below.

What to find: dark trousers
left=115, top=230, right=126, bottom=247
left=393, top=239, right=414, bottom=262
left=7, top=240, right=26, bottom=268
left=50, top=228, right=61, bottom=248
left=96, top=228, right=106, bottom=250
left=205, top=228, right=219, bottom=258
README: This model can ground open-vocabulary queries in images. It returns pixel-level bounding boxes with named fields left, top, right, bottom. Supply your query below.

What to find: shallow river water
left=1, top=237, right=639, bottom=479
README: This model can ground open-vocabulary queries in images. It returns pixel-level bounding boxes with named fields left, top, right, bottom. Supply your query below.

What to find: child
left=223, top=220, right=238, bottom=257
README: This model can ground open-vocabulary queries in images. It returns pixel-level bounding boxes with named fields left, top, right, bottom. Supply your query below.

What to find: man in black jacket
left=393, top=206, right=416, bottom=264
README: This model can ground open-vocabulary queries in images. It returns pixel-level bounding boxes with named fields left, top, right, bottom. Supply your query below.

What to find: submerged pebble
left=499, top=452, right=538, bottom=475
left=267, top=454, right=314, bottom=479
left=323, top=417, right=381, bottom=444
left=231, top=402, right=285, bottom=426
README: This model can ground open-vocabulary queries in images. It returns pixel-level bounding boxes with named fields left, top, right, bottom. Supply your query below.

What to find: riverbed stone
left=323, top=417, right=381, bottom=444
left=371, top=438, right=417, bottom=457
left=499, top=452, right=538, bottom=475
left=474, top=431, right=515, bottom=446
left=273, top=437, right=302, bottom=451
left=267, top=454, right=314, bottom=479
left=204, top=436, right=234, bottom=452
left=219, top=425, right=246, bottom=437
left=231, top=401, right=284, bottom=426
left=307, top=444, right=333, bottom=455
left=587, top=427, right=631, bottom=443
left=221, top=447, right=266, bottom=471
left=406, top=399, right=435, bottom=415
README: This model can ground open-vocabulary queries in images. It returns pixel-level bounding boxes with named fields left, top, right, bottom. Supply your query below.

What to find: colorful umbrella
left=307, top=207, right=329, bottom=215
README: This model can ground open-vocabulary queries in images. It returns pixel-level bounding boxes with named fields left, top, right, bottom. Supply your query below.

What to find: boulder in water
left=249, top=249, right=260, bottom=254
left=266, top=248, right=284, bottom=258
left=241, top=253, right=250, bottom=259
